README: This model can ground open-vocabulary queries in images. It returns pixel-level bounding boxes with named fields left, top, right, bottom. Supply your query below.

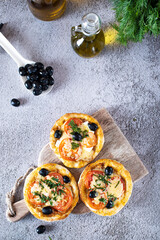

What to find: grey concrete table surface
left=0, top=1, right=160, bottom=240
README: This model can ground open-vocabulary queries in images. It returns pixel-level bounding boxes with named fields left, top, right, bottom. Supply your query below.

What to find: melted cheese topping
left=90, top=175, right=106, bottom=189
left=107, top=177, right=124, bottom=199
left=55, top=120, right=96, bottom=161
left=88, top=170, right=125, bottom=206
left=30, top=174, right=70, bottom=207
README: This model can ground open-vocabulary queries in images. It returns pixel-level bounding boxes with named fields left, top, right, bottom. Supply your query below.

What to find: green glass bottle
left=71, top=13, right=105, bottom=58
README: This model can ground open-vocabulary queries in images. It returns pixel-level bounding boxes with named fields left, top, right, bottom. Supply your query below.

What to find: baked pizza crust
left=23, top=163, right=79, bottom=221
left=78, top=159, right=133, bottom=216
left=50, top=113, right=104, bottom=168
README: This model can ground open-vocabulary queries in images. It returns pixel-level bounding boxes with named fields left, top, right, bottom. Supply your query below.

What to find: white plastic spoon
left=0, top=32, right=53, bottom=95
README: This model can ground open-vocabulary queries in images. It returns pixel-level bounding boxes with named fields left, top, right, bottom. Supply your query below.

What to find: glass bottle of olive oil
left=71, top=13, right=105, bottom=58
left=27, top=0, right=66, bottom=21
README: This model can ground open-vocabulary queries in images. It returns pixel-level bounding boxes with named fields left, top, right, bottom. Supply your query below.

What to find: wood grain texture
left=38, top=108, right=148, bottom=214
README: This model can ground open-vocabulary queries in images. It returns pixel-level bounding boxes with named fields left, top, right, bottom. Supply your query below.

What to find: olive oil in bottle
left=27, top=0, right=66, bottom=21
left=71, top=13, right=105, bottom=58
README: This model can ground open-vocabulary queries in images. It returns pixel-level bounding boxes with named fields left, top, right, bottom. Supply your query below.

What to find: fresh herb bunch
left=112, top=0, right=160, bottom=44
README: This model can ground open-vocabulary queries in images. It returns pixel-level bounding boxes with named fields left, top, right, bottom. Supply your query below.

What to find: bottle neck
left=81, top=13, right=101, bottom=37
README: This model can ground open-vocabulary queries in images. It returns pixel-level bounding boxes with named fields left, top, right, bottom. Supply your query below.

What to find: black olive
left=25, top=80, right=32, bottom=89
left=42, top=206, right=53, bottom=215
left=19, top=66, right=27, bottom=76
left=0, top=23, right=4, bottom=30
left=36, top=225, right=46, bottom=234
left=28, top=74, right=39, bottom=82
left=63, top=176, right=70, bottom=183
left=54, top=130, right=62, bottom=139
left=106, top=200, right=114, bottom=209
left=42, top=85, right=49, bottom=91
left=33, top=88, right=42, bottom=96
left=39, top=77, right=49, bottom=86
left=34, top=62, right=44, bottom=70
left=88, top=123, right=98, bottom=131
left=32, top=66, right=38, bottom=73
left=46, top=66, right=54, bottom=76
left=39, top=69, right=48, bottom=77
left=25, top=64, right=32, bottom=71
left=48, top=77, right=54, bottom=86
left=39, top=168, right=49, bottom=176
left=27, top=66, right=35, bottom=74
left=89, top=191, right=97, bottom=198
left=33, top=81, right=42, bottom=90
left=72, top=132, right=82, bottom=141
left=11, top=98, right=20, bottom=107
left=105, top=167, right=113, bottom=176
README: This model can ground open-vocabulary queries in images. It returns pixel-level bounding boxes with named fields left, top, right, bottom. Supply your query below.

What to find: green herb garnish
left=99, top=198, right=107, bottom=204
left=53, top=196, right=57, bottom=201
left=93, top=185, right=106, bottom=191
left=48, top=237, right=52, bottom=240
left=69, top=120, right=81, bottom=133
left=82, top=130, right=89, bottom=138
left=69, top=120, right=89, bottom=140
left=51, top=177, right=59, bottom=182
left=115, top=181, right=120, bottom=188
left=93, top=174, right=111, bottom=185
left=107, top=193, right=117, bottom=202
left=39, top=182, right=44, bottom=189
left=58, top=189, right=65, bottom=196
left=71, top=142, right=80, bottom=150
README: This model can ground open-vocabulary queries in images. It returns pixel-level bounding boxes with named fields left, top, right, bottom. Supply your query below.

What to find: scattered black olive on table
left=11, top=98, right=20, bottom=107
left=0, top=23, right=4, bottom=30
left=18, top=62, right=54, bottom=96
left=105, top=167, right=113, bottom=176
left=42, top=206, right=53, bottom=215
left=106, top=200, right=114, bottom=209
left=36, top=225, right=46, bottom=234
left=88, top=123, right=98, bottom=131
left=63, top=176, right=70, bottom=183
left=54, top=130, right=62, bottom=139
left=39, top=168, right=49, bottom=177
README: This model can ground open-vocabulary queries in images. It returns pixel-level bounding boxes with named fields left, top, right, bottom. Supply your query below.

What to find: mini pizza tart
left=50, top=113, right=104, bottom=168
left=23, top=163, right=79, bottom=221
left=78, top=159, right=133, bottom=216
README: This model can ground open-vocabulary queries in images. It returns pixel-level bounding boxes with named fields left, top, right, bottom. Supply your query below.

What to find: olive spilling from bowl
left=19, top=62, right=54, bottom=96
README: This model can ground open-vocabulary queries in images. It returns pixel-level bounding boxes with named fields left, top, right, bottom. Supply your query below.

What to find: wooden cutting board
left=38, top=108, right=148, bottom=214
left=8, top=108, right=148, bottom=222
